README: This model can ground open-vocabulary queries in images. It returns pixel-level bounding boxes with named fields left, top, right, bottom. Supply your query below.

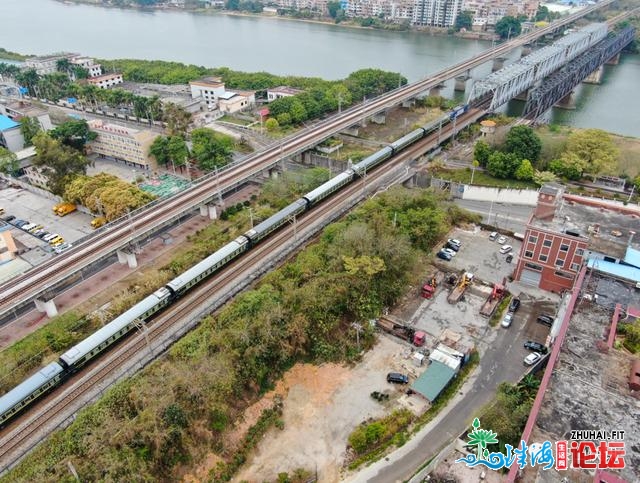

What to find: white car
left=448, top=238, right=462, bottom=248
left=500, top=245, right=513, bottom=254
left=442, top=247, right=457, bottom=258
left=501, top=313, right=513, bottom=328
left=524, top=352, right=542, bottom=366
left=497, top=235, right=507, bottom=244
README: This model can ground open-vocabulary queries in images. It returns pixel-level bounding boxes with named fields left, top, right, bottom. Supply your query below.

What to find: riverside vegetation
left=3, top=186, right=480, bottom=481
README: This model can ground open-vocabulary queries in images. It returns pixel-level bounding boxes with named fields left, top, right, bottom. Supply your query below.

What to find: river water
left=0, top=0, right=638, bottom=136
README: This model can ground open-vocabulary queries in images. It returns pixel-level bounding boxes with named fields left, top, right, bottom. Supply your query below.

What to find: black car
left=536, top=314, right=554, bottom=326
left=524, top=341, right=548, bottom=353
left=2, top=215, right=15, bottom=223
left=509, top=298, right=521, bottom=313
left=437, top=249, right=452, bottom=261
left=387, top=372, right=409, bottom=384
left=445, top=241, right=460, bottom=252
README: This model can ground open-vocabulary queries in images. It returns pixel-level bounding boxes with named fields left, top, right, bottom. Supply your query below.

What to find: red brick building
left=514, top=185, right=589, bottom=293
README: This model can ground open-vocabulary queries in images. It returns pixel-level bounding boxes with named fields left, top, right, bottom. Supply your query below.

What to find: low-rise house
left=0, top=115, right=24, bottom=152
left=0, top=100, right=53, bottom=131
left=218, top=91, right=256, bottom=114
left=189, top=77, right=226, bottom=108
left=24, top=52, right=78, bottom=75
left=266, top=86, right=304, bottom=102
left=86, top=73, right=124, bottom=89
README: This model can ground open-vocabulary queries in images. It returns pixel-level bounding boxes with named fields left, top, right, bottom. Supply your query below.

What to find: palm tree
left=15, top=69, right=40, bottom=96
left=56, top=58, right=71, bottom=74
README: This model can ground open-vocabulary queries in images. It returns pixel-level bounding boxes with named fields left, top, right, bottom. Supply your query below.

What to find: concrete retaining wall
left=460, top=185, right=538, bottom=205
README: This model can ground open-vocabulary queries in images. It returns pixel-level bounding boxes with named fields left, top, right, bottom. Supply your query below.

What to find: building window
left=525, top=262, right=543, bottom=271
left=560, top=244, right=569, bottom=252
left=555, top=258, right=565, bottom=267
left=543, top=239, right=552, bottom=248
left=571, top=263, right=580, bottom=271
left=576, top=248, right=584, bottom=256
left=528, top=235, right=538, bottom=243
left=525, top=250, right=533, bottom=259
left=555, top=271, right=574, bottom=279
left=539, top=254, right=548, bottom=262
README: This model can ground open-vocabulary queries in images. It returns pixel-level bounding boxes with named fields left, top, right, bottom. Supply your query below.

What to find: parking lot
left=0, top=186, right=93, bottom=252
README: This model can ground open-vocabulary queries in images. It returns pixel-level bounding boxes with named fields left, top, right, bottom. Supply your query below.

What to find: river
left=0, top=0, right=638, bottom=136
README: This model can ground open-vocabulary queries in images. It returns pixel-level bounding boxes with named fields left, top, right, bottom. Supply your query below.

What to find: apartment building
left=86, top=73, right=124, bottom=89
left=24, top=53, right=78, bottom=75
left=344, top=0, right=393, bottom=18
left=69, top=57, right=103, bottom=79
left=412, top=0, right=462, bottom=27
left=87, top=120, right=159, bottom=169
left=463, top=0, right=539, bottom=27
left=189, top=77, right=227, bottom=108
left=275, top=0, right=329, bottom=14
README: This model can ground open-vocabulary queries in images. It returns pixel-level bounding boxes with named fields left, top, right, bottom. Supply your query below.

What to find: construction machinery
left=376, top=315, right=426, bottom=346
left=447, top=272, right=474, bottom=304
left=421, top=271, right=444, bottom=299
left=480, top=283, right=505, bottom=317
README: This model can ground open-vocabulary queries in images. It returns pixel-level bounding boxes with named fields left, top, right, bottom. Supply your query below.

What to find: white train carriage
left=166, top=237, right=249, bottom=294
left=303, top=170, right=355, bottom=206
left=60, top=288, right=172, bottom=369
left=352, top=146, right=393, bottom=177
left=243, top=199, right=308, bottom=244
left=0, top=362, right=65, bottom=426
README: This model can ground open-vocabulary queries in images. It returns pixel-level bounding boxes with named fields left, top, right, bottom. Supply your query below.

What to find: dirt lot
left=233, top=336, right=418, bottom=483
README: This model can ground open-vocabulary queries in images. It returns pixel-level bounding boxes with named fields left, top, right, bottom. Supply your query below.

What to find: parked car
left=37, top=231, right=50, bottom=239
left=489, top=231, right=498, bottom=241
left=499, top=245, right=513, bottom=254
left=437, top=249, right=452, bottom=261
left=524, top=341, right=548, bottom=353
left=524, top=352, right=542, bottom=366
left=509, top=298, right=521, bottom=313
left=536, top=314, right=554, bottom=326
left=497, top=235, right=507, bottom=245
left=441, top=247, right=456, bottom=258
left=505, top=254, right=514, bottom=264
left=387, top=372, right=409, bottom=384
left=447, top=238, right=462, bottom=249
left=54, top=243, right=73, bottom=254
left=12, top=219, right=27, bottom=227
left=2, top=215, right=15, bottom=223
left=501, top=313, right=513, bottom=328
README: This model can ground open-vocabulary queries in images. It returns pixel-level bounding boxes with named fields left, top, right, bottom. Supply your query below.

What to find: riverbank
left=55, top=0, right=498, bottom=40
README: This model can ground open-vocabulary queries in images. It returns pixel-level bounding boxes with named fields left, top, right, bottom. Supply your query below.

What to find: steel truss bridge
left=523, top=26, right=636, bottom=120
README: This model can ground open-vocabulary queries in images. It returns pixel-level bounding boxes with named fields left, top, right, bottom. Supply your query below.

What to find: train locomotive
left=0, top=104, right=470, bottom=427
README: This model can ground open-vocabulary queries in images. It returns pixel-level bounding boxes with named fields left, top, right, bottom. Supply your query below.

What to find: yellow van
left=49, top=236, right=64, bottom=246
left=91, top=217, right=107, bottom=229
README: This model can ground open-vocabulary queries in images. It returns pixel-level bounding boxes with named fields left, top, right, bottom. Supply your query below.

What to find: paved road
left=348, top=303, right=539, bottom=483
left=455, top=199, right=534, bottom=234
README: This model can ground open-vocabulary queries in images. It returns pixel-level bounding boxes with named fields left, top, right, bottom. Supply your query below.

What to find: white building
left=0, top=115, right=23, bottom=153
left=87, top=73, right=124, bottom=89
left=266, top=86, right=304, bottom=102
left=189, top=77, right=227, bottom=108
left=70, top=57, right=103, bottom=79
left=23, top=53, right=78, bottom=75
left=218, top=91, right=256, bottom=114
left=412, top=0, right=462, bottom=27
left=0, top=100, right=53, bottom=131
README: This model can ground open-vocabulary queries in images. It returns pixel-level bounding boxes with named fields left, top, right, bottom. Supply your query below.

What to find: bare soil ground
left=359, top=106, right=444, bottom=143
left=232, top=336, right=408, bottom=483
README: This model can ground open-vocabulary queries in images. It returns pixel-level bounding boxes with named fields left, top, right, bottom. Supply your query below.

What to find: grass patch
left=488, top=295, right=512, bottom=328
left=0, top=48, right=27, bottom=61
left=218, top=115, right=254, bottom=126
left=431, top=168, right=537, bottom=190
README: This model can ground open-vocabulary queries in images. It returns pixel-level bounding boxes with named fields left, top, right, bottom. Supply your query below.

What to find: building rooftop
left=268, top=85, right=304, bottom=95
left=411, top=360, right=456, bottom=402
left=0, top=115, right=19, bottom=131
left=3, top=100, right=48, bottom=118
left=25, top=52, right=78, bottom=63
left=532, top=273, right=640, bottom=482
left=218, top=91, right=237, bottom=101
left=87, top=73, right=122, bottom=82
left=189, top=77, right=224, bottom=88
left=530, top=196, right=640, bottom=259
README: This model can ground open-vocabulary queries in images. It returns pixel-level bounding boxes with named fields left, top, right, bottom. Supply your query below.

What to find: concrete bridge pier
left=454, top=75, right=471, bottom=92
left=606, top=53, right=620, bottom=65
left=401, top=98, right=416, bottom=108
left=371, top=110, right=387, bottom=124
left=521, top=44, right=534, bottom=57
left=583, top=65, right=604, bottom=84
left=199, top=204, right=220, bottom=220
left=555, top=91, right=576, bottom=110
left=429, top=84, right=446, bottom=97
left=35, top=297, right=58, bottom=318
left=492, top=57, right=506, bottom=72
left=342, top=125, right=360, bottom=136
left=117, top=249, right=138, bottom=269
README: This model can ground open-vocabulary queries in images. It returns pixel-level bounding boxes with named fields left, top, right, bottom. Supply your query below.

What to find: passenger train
left=0, top=104, right=470, bottom=427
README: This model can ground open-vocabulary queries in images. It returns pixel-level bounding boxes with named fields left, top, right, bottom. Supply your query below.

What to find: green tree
left=15, top=69, right=40, bottom=96
left=149, top=135, right=170, bottom=166
left=533, top=170, right=558, bottom=186
left=504, top=125, right=542, bottom=163
left=31, top=132, right=92, bottom=195
left=190, top=128, right=234, bottom=171
left=514, top=159, right=534, bottom=181
left=162, top=102, right=192, bottom=136
left=455, top=11, right=473, bottom=31
left=19, top=117, right=42, bottom=147
left=535, top=5, right=550, bottom=22
left=166, top=135, right=189, bottom=168
left=486, top=151, right=521, bottom=179
left=50, top=119, right=97, bottom=151
left=548, top=158, right=582, bottom=180
left=495, top=16, right=522, bottom=39
left=0, top=147, right=19, bottom=176
left=559, top=129, right=618, bottom=180
left=474, top=140, right=493, bottom=167
left=226, top=0, right=240, bottom=9
left=56, top=58, right=71, bottom=74
left=327, top=0, right=341, bottom=18
left=265, top=118, right=279, bottom=131
left=276, top=112, right=292, bottom=126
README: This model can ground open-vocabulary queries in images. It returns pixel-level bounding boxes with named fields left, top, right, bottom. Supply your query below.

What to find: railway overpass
left=0, top=0, right=623, bottom=319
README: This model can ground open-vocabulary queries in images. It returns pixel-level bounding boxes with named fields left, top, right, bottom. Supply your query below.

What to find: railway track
left=0, top=109, right=482, bottom=473
left=0, top=1, right=614, bottom=317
